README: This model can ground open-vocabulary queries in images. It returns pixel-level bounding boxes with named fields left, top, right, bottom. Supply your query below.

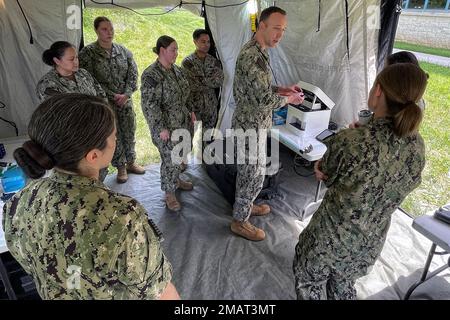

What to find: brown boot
left=165, top=193, right=181, bottom=211
left=230, top=220, right=265, bottom=241
left=251, top=204, right=271, bottom=216
left=126, top=162, right=146, bottom=175
left=116, top=166, right=128, bottom=184
left=180, top=162, right=187, bottom=172
left=177, top=179, right=193, bottom=191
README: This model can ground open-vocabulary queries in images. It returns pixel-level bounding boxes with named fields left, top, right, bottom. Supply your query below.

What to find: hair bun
left=22, top=140, right=54, bottom=170
left=42, top=49, right=55, bottom=66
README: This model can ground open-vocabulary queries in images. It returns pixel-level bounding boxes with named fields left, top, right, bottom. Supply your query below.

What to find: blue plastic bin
left=1, top=166, right=27, bottom=193
left=272, top=106, right=288, bottom=126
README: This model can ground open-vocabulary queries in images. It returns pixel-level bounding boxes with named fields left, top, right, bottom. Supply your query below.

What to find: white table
left=0, top=135, right=28, bottom=299
left=0, top=199, right=6, bottom=254
left=271, top=125, right=327, bottom=162
left=0, top=135, right=28, bottom=254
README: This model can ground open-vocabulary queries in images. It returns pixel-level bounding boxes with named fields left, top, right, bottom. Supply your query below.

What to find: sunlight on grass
left=401, top=62, right=450, bottom=216
left=394, top=41, right=450, bottom=58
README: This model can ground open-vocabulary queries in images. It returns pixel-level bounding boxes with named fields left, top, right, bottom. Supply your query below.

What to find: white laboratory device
left=272, top=80, right=335, bottom=161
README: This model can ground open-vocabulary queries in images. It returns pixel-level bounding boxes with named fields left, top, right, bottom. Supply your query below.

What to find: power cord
left=88, top=0, right=250, bottom=16
left=89, top=0, right=181, bottom=15
left=16, top=0, right=34, bottom=44
left=293, top=154, right=315, bottom=177
left=0, top=101, right=19, bottom=136
left=184, top=0, right=250, bottom=8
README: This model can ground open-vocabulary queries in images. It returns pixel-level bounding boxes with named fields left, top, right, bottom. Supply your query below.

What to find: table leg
left=404, top=243, right=437, bottom=300
left=301, top=180, right=323, bottom=220
left=0, top=253, right=17, bottom=300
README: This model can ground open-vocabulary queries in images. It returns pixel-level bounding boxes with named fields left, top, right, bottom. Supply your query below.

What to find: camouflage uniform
left=232, top=39, right=285, bottom=221
left=141, top=60, right=191, bottom=192
left=36, top=68, right=106, bottom=103
left=293, top=117, right=425, bottom=300
left=36, top=67, right=109, bottom=181
left=2, top=171, right=172, bottom=300
left=79, top=41, right=138, bottom=168
left=181, top=52, right=223, bottom=131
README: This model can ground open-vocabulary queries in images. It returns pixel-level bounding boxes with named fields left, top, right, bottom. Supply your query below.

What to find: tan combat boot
left=230, top=220, right=265, bottom=241
left=116, top=166, right=128, bottom=184
left=126, top=162, right=146, bottom=175
left=165, top=192, right=181, bottom=211
left=177, top=179, right=193, bottom=191
left=250, top=204, right=271, bottom=216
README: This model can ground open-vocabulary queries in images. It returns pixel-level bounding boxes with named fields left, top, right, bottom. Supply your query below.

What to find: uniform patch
left=145, top=76, right=158, bottom=88
left=256, top=57, right=267, bottom=72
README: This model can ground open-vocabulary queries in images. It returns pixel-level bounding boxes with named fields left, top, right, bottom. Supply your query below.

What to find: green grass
left=83, top=7, right=204, bottom=166
left=394, top=41, right=450, bottom=58
left=401, top=62, right=450, bottom=216
left=83, top=8, right=449, bottom=217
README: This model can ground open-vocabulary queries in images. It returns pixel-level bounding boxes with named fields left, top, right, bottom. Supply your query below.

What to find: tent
left=0, top=0, right=402, bottom=138
left=3, top=0, right=448, bottom=300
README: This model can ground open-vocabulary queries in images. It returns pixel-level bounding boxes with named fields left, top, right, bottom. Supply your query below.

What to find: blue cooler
left=1, top=166, right=27, bottom=194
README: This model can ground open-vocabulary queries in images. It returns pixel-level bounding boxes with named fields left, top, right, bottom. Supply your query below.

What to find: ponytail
left=376, top=63, right=428, bottom=137
left=393, top=102, right=423, bottom=137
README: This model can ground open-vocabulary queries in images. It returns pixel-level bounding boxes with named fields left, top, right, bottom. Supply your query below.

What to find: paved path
left=393, top=48, right=450, bottom=67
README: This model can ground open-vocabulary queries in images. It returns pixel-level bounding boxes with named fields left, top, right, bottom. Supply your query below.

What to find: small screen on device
left=316, top=129, right=335, bottom=142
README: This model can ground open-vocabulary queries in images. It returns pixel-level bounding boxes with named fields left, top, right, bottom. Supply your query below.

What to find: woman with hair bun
left=293, top=63, right=428, bottom=300
left=37, top=41, right=110, bottom=180
left=141, top=35, right=195, bottom=212
left=2, top=93, right=179, bottom=300
left=36, top=41, right=106, bottom=103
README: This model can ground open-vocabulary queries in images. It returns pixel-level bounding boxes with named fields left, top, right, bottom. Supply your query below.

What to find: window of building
left=402, top=0, right=450, bottom=10
left=408, top=0, right=425, bottom=9
left=427, top=0, right=448, bottom=9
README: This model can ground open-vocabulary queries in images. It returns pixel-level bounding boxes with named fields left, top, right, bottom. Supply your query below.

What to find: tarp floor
left=105, top=146, right=450, bottom=300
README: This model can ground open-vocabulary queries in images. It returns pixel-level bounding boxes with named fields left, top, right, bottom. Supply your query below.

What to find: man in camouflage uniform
left=141, top=41, right=193, bottom=211
left=79, top=17, right=145, bottom=183
left=182, top=29, right=224, bottom=136
left=2, top=171, right=173, bottom=299
left=230, top=7, right=304, bottom=241
left=36, top=67, right=106, bottom=103
left=293, top=116, right=425, bottom=299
